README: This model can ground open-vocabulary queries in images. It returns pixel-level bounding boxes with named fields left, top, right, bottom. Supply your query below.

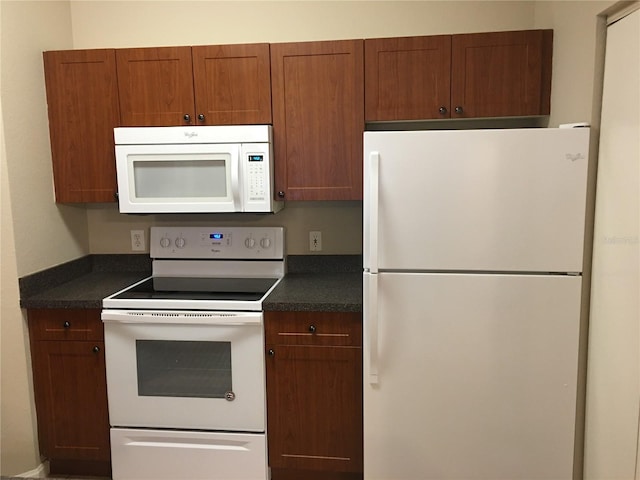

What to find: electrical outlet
left=130, top=229, right=145, bottom=251
left=309, top=231, right=322, bottom=252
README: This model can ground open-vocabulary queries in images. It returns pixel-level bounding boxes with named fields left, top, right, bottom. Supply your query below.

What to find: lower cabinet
left=265, top=311, right=363, bottom=480
left=28, top=309, right=111, bottom=477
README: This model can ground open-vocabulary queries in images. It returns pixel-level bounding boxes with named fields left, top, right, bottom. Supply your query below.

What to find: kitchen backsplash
left=86, top=202, right=364, bottom=256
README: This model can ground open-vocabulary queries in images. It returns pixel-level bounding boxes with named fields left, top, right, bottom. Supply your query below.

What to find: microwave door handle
left=231, top=146, right=241, bottom=210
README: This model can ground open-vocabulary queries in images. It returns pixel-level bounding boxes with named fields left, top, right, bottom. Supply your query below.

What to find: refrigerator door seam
left=377, top=269, right=582, bottom=276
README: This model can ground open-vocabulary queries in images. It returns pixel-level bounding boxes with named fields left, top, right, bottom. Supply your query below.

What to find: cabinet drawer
left=265, top=311, right=361, bottom=347
left=28, top=309, right=104, bottom=341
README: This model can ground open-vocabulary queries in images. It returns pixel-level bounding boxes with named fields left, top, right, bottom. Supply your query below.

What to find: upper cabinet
left=42, top=30, right=554, bottom=204
left=365, top=29, right=553, bottom=121
left=192, top=44, right=272, bottom=125
left=451, top=30, right=553, bottom=118
left=271, top=40, right=364, bottom=201
left=116, top=44, right=272, bottom=126
left=116, top=46, right=195, bottom=126
left=365, top=35, right=452, bottom=122
left=43, top=49, right=120, bottom=203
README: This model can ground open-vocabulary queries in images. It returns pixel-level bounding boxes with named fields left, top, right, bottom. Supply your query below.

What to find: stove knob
left=244, top=237, right=256, bottom=249
left=175, top=237, right=186, bottom=248
left=160, top=237, right=171, bottom=248
left=260, top=237, right=271, bottom=249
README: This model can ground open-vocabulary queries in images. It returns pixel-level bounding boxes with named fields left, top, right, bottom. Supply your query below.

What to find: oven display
left=210, top=233, right=224, bottom=240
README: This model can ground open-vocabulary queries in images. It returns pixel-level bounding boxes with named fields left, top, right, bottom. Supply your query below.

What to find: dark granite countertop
left=20, top=271, right=150, bottom=309
left=263, top=272, right=362, bottom=312
left=19, top=254, right=363, bottom=313
left=19, top=254, right=151, bottom=310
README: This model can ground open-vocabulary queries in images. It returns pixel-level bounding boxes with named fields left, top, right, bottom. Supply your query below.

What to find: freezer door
left=364, top=128, right=589, bottom=272
left=363, top=272, right=582, bottom=480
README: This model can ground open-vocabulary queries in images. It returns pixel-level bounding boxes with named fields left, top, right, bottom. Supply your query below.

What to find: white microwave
left=114, top=125, right=283, bottom=214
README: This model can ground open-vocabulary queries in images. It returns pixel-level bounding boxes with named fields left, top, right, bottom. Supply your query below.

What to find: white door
left=364, top=272, right=582, bottom=480
left=364, top=128, right=589, bottom=273
left=584, top=7, right=640, bottom=479
left=115, top=143, right=239, bottom=213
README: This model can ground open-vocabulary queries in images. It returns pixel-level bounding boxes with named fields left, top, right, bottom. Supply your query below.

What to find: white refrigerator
left=363, top=127, right=589, bottom=480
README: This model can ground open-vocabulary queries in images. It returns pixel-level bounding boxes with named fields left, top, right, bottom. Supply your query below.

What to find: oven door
left=115, top=143, right=240, bottom=213
left=102, top=310, right=265, bottom=432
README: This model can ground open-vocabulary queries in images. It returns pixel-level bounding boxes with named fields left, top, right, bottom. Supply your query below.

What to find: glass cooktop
left=111, top=276, right=279, bottom=302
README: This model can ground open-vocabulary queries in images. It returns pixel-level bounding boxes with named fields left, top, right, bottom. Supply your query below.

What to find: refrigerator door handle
left=368, top=152, right=380, bottom=274
left=365, top=273, right=379, bottom=385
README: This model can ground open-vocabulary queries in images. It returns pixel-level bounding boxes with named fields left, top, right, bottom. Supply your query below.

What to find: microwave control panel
left=150, top=226, right=284, bottom=260
left=246, top=153, right=267, bottom=201
left=242, top=143, right=274, bottom=211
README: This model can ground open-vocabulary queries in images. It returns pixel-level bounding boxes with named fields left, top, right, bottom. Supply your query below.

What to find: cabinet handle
left=438, top=106, right=447, bottom=115
left=114, top=191, right=119, bottom=200
left=277, top=191, right=285, bottom=199
left=183, top=114, right=191, bottom=123
left=309, top=325, right=316, bottom=333
left=454, top=106, right=464, bottom=115
left=92, top=346, right=100, bottom=353
left=63, top=321, right=71, bottom=328
left=197, top=114, right=205, bottom=122
left=268, top=349, right=275, bottom=356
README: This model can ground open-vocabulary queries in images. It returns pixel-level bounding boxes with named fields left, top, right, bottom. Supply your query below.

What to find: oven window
left=132, top=154, right=229, bottom=199
left=136, top=340, right=232, bottom=398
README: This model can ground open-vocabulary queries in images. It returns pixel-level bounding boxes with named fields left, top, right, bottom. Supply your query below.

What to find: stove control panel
left=150, top=226, right=284, bottom=259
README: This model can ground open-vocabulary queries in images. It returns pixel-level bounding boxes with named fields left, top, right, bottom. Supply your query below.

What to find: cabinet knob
left=454, top=106, right=464, bottom=115
left=309, top=325, right=316, bottom=333
left=438, top=106, right=448, bottom=115
left=92, top=346, right=100, bottom=353
left=197, top=114, right=205, bottom=122
left=63, top=321, right=71, bottom=329
left=183, top=114, right=191, bottom=123
left=277, top=191, right=285, bottom=199
left=268, top=349, right=275, bottom=356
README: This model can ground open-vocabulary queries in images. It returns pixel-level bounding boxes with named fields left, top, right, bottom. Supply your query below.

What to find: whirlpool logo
left=184, top=131, right=199, bottom=139
left=566, top=153, right=585, bottom=162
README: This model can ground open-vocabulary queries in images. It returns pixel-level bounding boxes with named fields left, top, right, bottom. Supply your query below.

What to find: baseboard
left=16, top=462, right=47, bottom=478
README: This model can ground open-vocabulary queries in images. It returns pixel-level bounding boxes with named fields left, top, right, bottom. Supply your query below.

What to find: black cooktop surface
left=112, top=277, right=279, bottom=302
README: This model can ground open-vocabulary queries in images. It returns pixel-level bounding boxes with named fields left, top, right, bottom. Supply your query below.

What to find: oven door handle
left=101, top=310, right=262, bottom=326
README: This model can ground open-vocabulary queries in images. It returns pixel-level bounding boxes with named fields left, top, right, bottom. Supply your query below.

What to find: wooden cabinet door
left=266, top=344, right=363, bottom=473
left=365, top=35, right=452, bottom=121
left=28, top=309, right=111, bottom=476
left=451, top=30, right=553, bottom=118
left=271, top=40, right=364, bottom=200
left=116, top=46, right=195, bottom=126
left=43, top=49, right=120, bottom=203
left=32, top=340, right=110, bottom=462
left=192, top=43, right=272, bottom=125
left=265, top=311, right=363, bottom=477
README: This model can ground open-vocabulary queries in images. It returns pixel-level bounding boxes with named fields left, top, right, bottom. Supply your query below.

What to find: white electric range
left=102, top=226, right=284, bottom=480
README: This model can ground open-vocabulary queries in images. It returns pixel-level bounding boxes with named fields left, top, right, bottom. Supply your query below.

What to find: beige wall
left=534, top=1, right=612, bottom=127
left=1, top=1, right=80, bottom=475
left=70, top=0, right=537, bottom=46
left=0, top=0, right=615, bottom=475
left=2, top=1, right=88, bottom=277
left=1, top=61, right=41, bottom=477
